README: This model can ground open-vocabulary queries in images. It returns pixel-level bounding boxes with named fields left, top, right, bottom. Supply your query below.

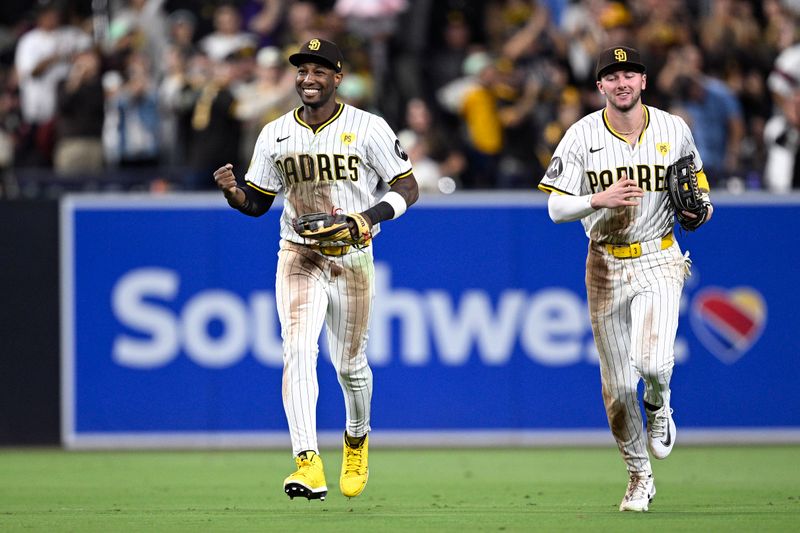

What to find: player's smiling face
left=597, top=70, right=646, bottom=112
left=295, top=62, right=342, bottom=108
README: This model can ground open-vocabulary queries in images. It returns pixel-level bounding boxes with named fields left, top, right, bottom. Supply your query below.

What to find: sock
left=644, top=401, right=661, bottom=412
left=345, top=432, right=366, bottom=448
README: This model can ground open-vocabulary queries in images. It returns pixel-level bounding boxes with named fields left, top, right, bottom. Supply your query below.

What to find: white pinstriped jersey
left=539, top=105, right=704, bottom=244
left=244, top=102, right=413, bottom=244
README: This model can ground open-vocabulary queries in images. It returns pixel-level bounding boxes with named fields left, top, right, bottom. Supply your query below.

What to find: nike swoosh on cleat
left=660, top=422, right=672, bottom=447
left=277, top=135, right=291, bottom=142
left=590, top=147, right=603, bottom=153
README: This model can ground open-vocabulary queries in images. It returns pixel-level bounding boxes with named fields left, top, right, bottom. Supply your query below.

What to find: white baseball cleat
left=619, top=474, right=656, bottom=512
left=646, top=403, right=676, bottom=460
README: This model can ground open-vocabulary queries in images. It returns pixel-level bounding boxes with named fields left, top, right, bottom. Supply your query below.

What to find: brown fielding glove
left=293, top=212, right=372, bottom=246
left=666, top=154, right=710, bottom=231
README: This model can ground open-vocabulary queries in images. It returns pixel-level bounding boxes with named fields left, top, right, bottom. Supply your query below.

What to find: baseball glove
left=666, top=154, right=709, bottom=231
left=293, top=212, right=372, bottom=246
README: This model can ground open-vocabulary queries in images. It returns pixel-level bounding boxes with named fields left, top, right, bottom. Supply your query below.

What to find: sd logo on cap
left=289, top=38, right=344, bottom=72
left=595, top=46, right=646, bottom=80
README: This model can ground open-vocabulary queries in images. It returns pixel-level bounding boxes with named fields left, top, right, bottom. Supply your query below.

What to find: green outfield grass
left=0, top=446, right=798, bottom=532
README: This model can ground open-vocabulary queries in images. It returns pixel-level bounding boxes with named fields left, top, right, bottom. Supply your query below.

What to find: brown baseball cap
left=289, top=38, right=344, bottom=72
left=595, top=46, right=646, bottom=80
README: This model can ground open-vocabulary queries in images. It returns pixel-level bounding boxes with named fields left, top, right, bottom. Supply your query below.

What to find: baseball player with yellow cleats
left=284, top=451, right=328, bottom=501
left=214, top=37, right=418, bottom=503
left=340, top=432, right=369, bottom=498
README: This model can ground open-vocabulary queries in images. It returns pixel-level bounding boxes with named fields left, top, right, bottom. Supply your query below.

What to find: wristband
left=380, top=191, right=407, bottom=219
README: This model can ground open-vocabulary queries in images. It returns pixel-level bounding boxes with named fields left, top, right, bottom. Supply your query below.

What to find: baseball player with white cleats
left=213, top=38, right=418, bottom=501
left=539, top=46, right=713, bottom=512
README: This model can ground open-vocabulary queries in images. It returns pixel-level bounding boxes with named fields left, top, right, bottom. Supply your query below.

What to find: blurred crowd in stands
left=1, top=0, right=800, bottom=197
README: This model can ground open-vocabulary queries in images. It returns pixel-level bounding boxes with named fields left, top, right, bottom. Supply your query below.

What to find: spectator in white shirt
left=14, top=1, right=91, bottom=165
left=198, top=4, right=258, bottom=62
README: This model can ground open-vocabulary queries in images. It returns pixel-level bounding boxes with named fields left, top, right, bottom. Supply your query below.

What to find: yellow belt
left=312, top=244, right=351, bottom=257
left=603, top=234, right=674, bottom=259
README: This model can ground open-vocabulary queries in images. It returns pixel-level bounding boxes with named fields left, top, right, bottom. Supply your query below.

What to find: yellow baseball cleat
left=340, top=433, right=369, bottom=498
left=284, top=451, right=328, bottom=501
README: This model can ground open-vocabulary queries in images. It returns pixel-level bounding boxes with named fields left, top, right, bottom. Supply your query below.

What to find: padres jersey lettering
left=276, top=153, right=361, bottom=184
left=587, top=164, right=668, bottom=193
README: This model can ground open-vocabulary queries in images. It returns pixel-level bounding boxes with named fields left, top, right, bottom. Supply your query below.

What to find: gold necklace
left=616, top=125, right=639, bottom=135
left=612, top=109, right=644, bottom=136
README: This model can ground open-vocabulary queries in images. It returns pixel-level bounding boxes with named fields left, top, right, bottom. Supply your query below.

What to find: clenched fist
left=213, top=164, right=245, bottom=207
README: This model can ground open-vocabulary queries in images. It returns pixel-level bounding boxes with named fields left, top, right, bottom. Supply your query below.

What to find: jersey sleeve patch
left=394, top=139, right=409, bottom=161
left=545, top=156, right=564, bottom=179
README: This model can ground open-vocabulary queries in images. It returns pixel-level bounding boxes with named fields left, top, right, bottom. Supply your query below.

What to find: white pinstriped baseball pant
left=276, top=240, right=374, bottom=457
left=586, top=239, right=687, bottom=475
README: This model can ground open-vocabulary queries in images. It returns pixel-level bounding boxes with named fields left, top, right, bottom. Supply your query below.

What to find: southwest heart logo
left=689, top=287, right=767, bottom=364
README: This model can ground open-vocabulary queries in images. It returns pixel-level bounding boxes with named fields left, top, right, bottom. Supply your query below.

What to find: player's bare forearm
left=391, top=173, right=419, bottom=207
left=360, top=173, right=419, bottom=226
